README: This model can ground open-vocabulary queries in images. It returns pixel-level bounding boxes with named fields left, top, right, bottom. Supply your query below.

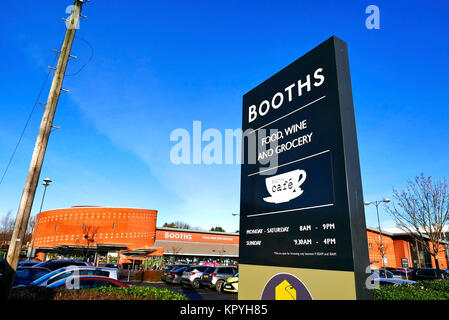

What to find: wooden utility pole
left=0, top=0, right=85, bottom=299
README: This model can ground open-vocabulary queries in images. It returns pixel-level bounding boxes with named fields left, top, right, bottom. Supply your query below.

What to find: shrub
left=86, top=286, right=189, bottom=300
left=374, top=280, right=449, bottom=300
left=418, top=280, right=449, bottom=293
left=10, top=286, right=188, bottom=301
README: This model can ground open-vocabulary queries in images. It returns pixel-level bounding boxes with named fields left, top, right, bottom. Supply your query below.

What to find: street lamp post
left=231, top=212, right=240, bottom=234
left=28, top=178, right=52, bottom=260
left=364, top=198, right=390, bottom=275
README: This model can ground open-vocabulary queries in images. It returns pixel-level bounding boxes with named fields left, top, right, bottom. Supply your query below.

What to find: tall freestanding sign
left=239, top=36, right=371, bottom=300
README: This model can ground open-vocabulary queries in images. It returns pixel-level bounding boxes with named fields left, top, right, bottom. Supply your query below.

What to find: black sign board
left=239, top=36, right=371, bottom=300
left=401, top=258, right=409, bottom=268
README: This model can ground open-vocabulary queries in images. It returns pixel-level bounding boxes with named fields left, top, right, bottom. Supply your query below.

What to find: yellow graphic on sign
left=275, top=280, right=296, bottom=300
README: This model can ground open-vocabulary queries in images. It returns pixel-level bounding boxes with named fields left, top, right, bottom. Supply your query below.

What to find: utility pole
left=0, top=0, right=85, bottom=299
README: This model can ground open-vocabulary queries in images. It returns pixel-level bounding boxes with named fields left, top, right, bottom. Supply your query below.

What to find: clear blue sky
left=1, top=1, right=448, bottom=232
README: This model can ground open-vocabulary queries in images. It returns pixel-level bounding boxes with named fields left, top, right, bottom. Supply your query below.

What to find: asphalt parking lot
left=125, top=281, right=238, bottom=300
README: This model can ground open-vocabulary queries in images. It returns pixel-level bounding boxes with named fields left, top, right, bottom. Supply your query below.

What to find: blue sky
left=1, top=1, right=448, bottom=233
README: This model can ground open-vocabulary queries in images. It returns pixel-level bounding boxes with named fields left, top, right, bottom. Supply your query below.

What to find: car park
left=47, top=275, right=127, bottom=289
left=180, top=265, right=209, bottom=289
left=13, top=267, right=52, bottom=286
left=409, top=268, right=449, bottom=281
left=32, top=259, right=93, bottom=271
left=161, top=264, right=188, bottom=282
left=19, top=266, right=119, bottom=287
left=223, top=272, right=238, bottom=293
left=200, top=266, right=238, bottom=292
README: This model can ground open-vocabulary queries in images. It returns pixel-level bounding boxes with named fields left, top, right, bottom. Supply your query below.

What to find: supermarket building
left=31, top=206, right=448, bottom=269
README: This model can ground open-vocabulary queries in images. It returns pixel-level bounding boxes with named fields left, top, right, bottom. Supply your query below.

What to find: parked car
left=223, top=272, right=239, bottom=293
left=373, top=278, right=415, bottom=286
left=13, top=267, right=52, bottom=286
left=17, top=266, right=119, bottom=287
left=161, top=264, right=188, bottom=282
left=371, top=269, right=414, bottom=285
left=32, top=259, right=93, bottom=271
left=18, top=260, right=41, bottom=268
left=166, top=266, right=188, bottom=284
left=180, top=265, right=209, bottom=289
left=200, top=266, right=238, bottom=292
left=409, top=268, right=449, bottom=281
left=0, top=258, right=6, bottom=278
left=47, top=275, right=127, bottom=289
left=371, top=269, right=395, bottom=279
left=104, top=263, right=119, bottom=269
left=389, top=268, right=412, bottom=279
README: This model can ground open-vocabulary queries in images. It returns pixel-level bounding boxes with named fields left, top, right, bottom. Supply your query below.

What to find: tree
left=162, top=221, right=191, bottom=229
left=27, top=215, right=36, bottom=234
left=25, top=215, right=36, bottom=244
left=0, top=211, right=14, bottom=245
left=81, top=225, right=99, bottom=261
left=212, top=248, right=227, bottom=264
left=170, top=246, right=183, bottom=259
left=386, top=174, right=449, bottom=269
left=210, top=226, right=225, bottom=232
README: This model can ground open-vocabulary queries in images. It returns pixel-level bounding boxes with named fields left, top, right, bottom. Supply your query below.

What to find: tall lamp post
left=28, top=178, right=52, bottom=260
left=231, top=212, right=240, bottom=265
left=364, top=198, right=390, bottom=274
left=232, top=212, right=240, bottom=233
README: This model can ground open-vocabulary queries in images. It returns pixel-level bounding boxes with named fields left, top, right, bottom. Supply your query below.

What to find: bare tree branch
left=386, top=174, right=449, bottom=269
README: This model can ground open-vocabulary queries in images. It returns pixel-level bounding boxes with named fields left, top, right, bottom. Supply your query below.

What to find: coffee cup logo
left=263, top=169, right=307, bottom=204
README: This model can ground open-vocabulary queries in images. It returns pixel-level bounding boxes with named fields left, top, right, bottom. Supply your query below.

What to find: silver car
left=200, top=266, right=238, bottom=292
left=22, top=266, right=118, bottom=287
left=180, top=265, right=209, bottom=289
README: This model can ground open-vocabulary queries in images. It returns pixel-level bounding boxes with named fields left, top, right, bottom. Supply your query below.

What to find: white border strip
left=247, top=95, right=326, bottom=135
left=246, top=203, right=334, bottom=218
left=248, top=149, right=330, bottom=177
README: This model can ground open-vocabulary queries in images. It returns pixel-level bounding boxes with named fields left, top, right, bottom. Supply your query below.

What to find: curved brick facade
left=33, top=206, right=158, bottom=251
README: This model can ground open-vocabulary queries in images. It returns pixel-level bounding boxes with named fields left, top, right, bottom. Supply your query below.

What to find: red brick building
left=366, top=227, right=448, bottom=269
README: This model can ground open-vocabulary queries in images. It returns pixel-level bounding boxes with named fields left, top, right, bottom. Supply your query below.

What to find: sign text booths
left=239, top=36, right=371, bottom=300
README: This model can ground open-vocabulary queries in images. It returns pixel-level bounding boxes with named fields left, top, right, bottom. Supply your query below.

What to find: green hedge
left=374, top=280, right=449, bottom=300
left=10, top=286, right=189, bottom=300
left=92, top=286, right=189, bottom=300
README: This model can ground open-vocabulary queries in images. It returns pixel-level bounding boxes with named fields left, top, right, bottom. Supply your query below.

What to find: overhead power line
left=0, top=35, right=94, bottom=186
left=0, top=54, right=58, bottom=187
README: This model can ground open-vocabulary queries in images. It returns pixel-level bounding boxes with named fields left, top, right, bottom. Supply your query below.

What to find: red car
left=47, top=275, right=127, bottom=289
